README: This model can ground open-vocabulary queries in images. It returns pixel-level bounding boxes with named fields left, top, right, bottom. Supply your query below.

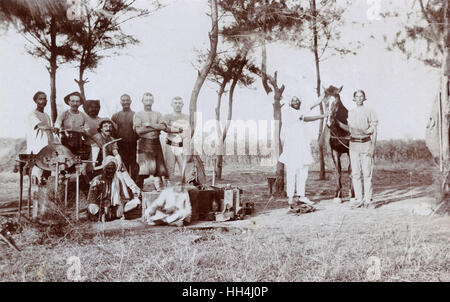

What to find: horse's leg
left=338, top=153, right=343, bottom=196
left=335, top=152, right=344, bottom=203
left=331, top=150, right=342, bottom=203
left=348, top=152, right=355, bottom=201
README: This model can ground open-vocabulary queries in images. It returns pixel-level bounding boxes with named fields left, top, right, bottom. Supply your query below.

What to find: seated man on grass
left=87, top=156, right=140, bottom=222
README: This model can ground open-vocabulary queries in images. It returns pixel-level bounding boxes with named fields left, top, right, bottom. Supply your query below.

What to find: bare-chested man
left=163, top=96, right=190, bottom=178
left=133, top=93, right=181, bottom=190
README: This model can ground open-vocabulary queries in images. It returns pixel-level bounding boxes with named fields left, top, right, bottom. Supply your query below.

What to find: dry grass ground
left=0, top=159, right=449, bottom=282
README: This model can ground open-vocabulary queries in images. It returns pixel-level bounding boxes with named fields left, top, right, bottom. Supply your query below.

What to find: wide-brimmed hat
left=97, top=118, right=117, bottom=133
left=64, top=91, right=84, bottom=105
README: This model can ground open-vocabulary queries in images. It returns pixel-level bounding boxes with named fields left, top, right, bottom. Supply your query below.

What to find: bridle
left=325, top=93, right=350, bottom=150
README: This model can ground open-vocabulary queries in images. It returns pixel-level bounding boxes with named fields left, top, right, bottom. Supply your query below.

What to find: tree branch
left=419, top=0, right=443, bottom=54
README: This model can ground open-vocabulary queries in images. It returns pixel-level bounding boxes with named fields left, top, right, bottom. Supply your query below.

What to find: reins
left=328, top=126, right=350, bottom=150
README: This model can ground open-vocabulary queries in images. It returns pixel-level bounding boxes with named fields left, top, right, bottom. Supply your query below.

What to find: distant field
left=0, top=137, right=434, bottom=173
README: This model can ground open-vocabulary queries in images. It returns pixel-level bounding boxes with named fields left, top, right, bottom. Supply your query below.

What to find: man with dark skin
left=112, top=94, right=139, bottom=181
left=27, top=91, right=54, bottom=154
left=26, top=91, right=54, bottom=183
left=279, top=96, right=329, bottom=211
left=86, top=157, right=140, bottom=222
left=83, top=99, right=102, bottom=138
left=83, top=99, right=103, bottom=178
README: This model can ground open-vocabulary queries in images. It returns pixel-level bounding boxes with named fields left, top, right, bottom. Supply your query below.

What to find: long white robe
left=26, top=110, right=53, bottom=154
left=279, top=106, right=314, bottom=169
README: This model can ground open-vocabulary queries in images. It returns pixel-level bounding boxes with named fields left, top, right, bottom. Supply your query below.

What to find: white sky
left=0, top=0, right=441, bottom=140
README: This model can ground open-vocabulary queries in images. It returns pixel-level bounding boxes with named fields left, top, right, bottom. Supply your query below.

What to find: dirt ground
left=1, top=163, right=449, bottom=281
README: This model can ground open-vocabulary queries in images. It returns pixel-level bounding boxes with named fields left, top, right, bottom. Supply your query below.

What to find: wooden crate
left=190, top=189, right=217, bottom=221
left=221, top=187, right=243, bottom=215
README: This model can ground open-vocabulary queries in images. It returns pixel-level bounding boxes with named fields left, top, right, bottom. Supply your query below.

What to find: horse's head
left=321, top=85, right=343, bottom=127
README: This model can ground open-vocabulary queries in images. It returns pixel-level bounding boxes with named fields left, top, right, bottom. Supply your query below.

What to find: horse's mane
left=333, top=95, right=349, bottom=125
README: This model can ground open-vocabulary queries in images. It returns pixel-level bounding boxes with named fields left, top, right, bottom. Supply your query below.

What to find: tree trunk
left=189, top=0, right=218, bottom=137
left=215, top=82, right=226, bottom=180
left=217, top=73, right=239, bottom=180
left=443, top=0, right=450, bottom=195
left=49, top=17, right=58, bottom=123
left=273, top=92, right=285, bottom=195
left=260, top=36, right=286, bottom=195
left=311, top=0, right=326, bottom=180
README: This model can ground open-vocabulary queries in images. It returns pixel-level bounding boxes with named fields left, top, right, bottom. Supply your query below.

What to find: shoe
left=349, top=198, right=358, bottom=205
left=287, top=206, right=299, bottom=214
left=299, top=196, right=314, bottom=206
left=171, top=220, right=184, bottom=227
left=351, top=200, right=364, bottom=209
left=365, top=202, right=377, bottom=209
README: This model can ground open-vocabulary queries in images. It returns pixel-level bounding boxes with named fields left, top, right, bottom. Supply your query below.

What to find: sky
left=0, top=0, right=441, bottom=141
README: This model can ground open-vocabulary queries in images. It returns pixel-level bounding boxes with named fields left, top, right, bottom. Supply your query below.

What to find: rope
left=328, top=128, right=350, bottom=150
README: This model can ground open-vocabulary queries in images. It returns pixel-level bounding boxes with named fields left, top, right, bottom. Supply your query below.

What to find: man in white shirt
left=279, top=96, right=328, bottom=211
left=26, top=91, right=54, bottom=183
left=338, top=90, right=378, bottom=208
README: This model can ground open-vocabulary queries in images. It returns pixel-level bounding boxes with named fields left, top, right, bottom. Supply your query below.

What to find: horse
left=321, top=85, right=355, bottom=203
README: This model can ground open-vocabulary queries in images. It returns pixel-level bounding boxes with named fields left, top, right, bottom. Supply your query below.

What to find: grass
left=0, top=138, right=448, bottom=282
left=1, top=212, right=449, bottom=281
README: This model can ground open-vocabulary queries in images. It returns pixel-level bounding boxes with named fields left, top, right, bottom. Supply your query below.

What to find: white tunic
left=279, top=106, right=314, bottom=169
left=26, top=110, right=53, bottom=154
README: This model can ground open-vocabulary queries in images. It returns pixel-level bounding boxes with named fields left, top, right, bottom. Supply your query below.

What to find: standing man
left=83, top=99, right=102, bottom=139
left=54, top=91, right=88, bottom=157
left=112, top=94, right=139, bottom=181
left=133, top=93, right=182, bottom=190
left=83, top=99, right=103, bottom=178
left=339, top=90, right=378, bottom=208
left=26, top=91, right=54, bottom=182
left=279, top=96, right=328, bottom=212
left=163, top=96, right=190, bottom=178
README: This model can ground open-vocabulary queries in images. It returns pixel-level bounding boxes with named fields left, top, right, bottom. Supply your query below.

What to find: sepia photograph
left=0, top=0, right=449, bottom=285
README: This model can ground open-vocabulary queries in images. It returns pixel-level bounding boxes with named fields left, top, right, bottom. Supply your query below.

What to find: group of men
left=26, top=91, right=192, bottom=220
left=280, top=89, right=378, bottom=212
left=26, top=87, right=377, bottom=220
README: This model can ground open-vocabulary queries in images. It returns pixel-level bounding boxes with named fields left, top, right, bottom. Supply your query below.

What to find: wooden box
left=190, top=189, right=217, bottom=221
left=221, top=187, right=243, bottom=215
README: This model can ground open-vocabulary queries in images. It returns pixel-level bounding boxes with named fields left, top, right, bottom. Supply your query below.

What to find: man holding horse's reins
left=279, top=96, right=329, bottom=212
left=338, top=90, right=378, bottom=208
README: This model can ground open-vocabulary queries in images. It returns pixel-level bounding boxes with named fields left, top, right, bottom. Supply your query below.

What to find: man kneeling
left=87, top=156, right=140, bottom=221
